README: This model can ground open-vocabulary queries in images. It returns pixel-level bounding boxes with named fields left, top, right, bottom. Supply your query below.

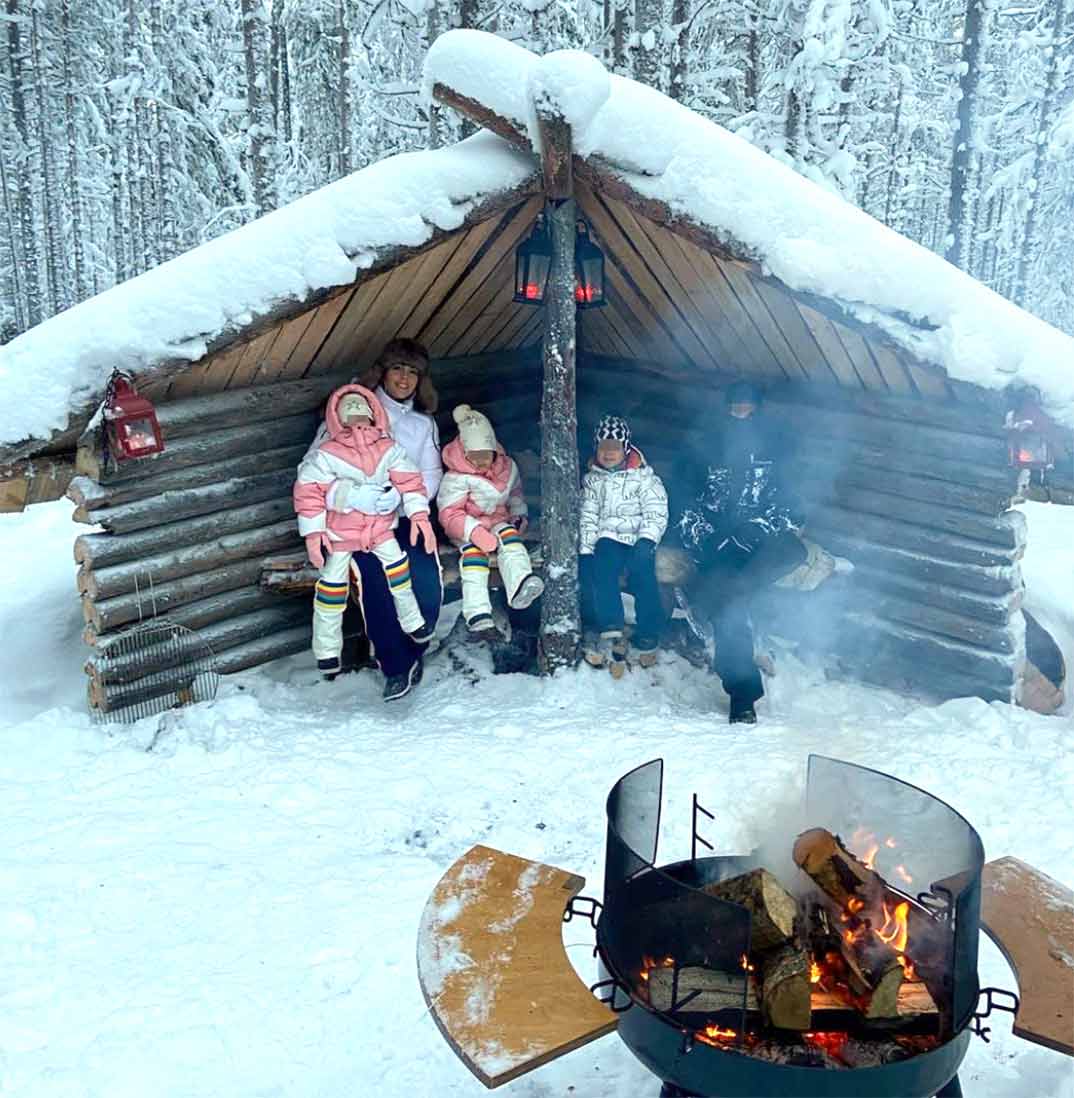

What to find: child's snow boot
left=606, top=631, right=628, bottom=680
left=583, top=631, right=605, bottom=668
left=728, top=695, right=757, bottom=725
left=466, top=612, right=497, bottom=634
left=632, top=635, right=659, bottom=669
left=509, top=573, right=544, bottom=611
left=318, top=656, right=342, bottom=682
left=409, top=621, right=435, bottom=645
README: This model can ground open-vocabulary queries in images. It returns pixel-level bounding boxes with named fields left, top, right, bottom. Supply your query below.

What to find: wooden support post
left=536, top=107, right=580, bottom=672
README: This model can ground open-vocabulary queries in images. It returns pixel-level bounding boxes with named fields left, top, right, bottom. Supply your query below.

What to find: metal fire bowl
left=611, top=991, right=970, bottom=1098
left=598, top=855, right=973, bottom=1098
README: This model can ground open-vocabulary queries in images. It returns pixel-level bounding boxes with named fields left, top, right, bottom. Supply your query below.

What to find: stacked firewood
left=638, top=827, right=940, bottom=1063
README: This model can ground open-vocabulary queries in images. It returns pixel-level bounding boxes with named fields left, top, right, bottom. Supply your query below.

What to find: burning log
left=759, top=941, right=811, bottom=1031
left=793, top=828, right=886, bottom=911
left=808, top=983, right=939, bottom=1034
left=701, top=869, right=798, bottom=951
left=645, top=966, right=758, bottom=1016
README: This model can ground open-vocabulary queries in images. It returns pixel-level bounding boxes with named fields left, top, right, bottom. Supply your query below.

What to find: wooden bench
left=416, top=844, right=617, bottom=1088
left=979, top=856, right=1073, bottom=1056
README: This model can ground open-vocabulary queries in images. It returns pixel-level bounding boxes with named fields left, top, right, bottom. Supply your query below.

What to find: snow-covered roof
left=427, top=32, right=1074, bottom=428
left=3, top=29, right=1074, bottom=460
left=0, top=132, right=536, bottom=455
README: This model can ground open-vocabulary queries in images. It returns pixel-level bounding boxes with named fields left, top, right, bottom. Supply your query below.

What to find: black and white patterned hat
left=595, top=414, right=631, bottom=451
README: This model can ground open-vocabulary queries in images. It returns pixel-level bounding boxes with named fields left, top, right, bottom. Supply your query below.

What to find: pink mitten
left=305, top=532, right=331, bottom=569
left=470, top=525, right=499, bottom=553
left=409, top=514, right=437, bottom=554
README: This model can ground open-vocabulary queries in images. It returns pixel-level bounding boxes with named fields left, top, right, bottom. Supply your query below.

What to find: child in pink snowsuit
left=293, top=384, right=437, bottom=676
left=436, top=404, right=544, bottom=633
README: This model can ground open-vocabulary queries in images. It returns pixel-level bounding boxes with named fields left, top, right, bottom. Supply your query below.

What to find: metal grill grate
left=91, top=620, right=219, bottom=724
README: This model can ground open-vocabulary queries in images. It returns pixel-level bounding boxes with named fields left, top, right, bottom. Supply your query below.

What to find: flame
left=885, top=837, right=897, bottom=849
left=810, top=960, right=822, bottom=984
left=740, top=953, right=755, bottom=972
left=862, top=842, right=880, bottom=870
left=894, top=864, right=913, bottom=885
left=876, top=901, right=910, bottom=953
left=697, top=1024, right=737, bottom=1045
left=639, top=954, right=676, bottom=983
left=847, top=897, right=865, bottom=914
left=898, top=955, right=917, bottom=981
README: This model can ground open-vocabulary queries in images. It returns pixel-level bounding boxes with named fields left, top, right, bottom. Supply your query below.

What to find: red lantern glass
left=1005, top=392, right=1054, bottom=470
left=513, top=215, right=553, bottom=305
left=105, top=375, right=164, bottom=460
left=574, top=220, right=606, bottom=309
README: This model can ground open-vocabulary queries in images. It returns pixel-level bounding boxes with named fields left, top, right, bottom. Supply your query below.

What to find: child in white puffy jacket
left=436, top=405, right=544, bottom=634
left=579, top=414, right=669, bottom=673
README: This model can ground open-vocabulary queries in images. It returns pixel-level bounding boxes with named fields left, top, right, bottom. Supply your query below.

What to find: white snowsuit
left=579, top=449, right=669, bottom=555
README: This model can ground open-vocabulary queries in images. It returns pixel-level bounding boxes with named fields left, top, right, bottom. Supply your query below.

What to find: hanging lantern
left=1005, top=389, right=1055, bottom=470
left=104, top=371, right=164, bottom=461
left=574, top=219, right=606, bottom=309
left=513, top=214, right=553, bottom=305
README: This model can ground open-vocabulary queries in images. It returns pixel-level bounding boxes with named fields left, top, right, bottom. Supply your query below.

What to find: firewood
left=759, top=942, right=811, bottom=1031
left=836, top=1036, right=912, bottom=1068
left=645, top=966, right=758, bottom=1016
left=809, top=983, right=940, bottom=1035
left=793, top=828, right=886, bottom=911
left=701, top=869, right=798, bottom=952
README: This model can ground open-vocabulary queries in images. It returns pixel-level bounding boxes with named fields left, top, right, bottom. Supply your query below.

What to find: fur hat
left=337, top=392, right=373, bottom=423
left=453, top=404, right=498, bottom=453
left=595, top=414, right=631, bottom=451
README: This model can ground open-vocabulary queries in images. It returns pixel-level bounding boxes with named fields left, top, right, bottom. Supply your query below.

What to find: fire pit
left=417, top=755, right=1072, bottom=1095
left=594, top=756, right=983, bottom=1096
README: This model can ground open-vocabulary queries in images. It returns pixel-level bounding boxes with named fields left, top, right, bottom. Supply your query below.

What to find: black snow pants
left=693, top=531, right=806, bottom=706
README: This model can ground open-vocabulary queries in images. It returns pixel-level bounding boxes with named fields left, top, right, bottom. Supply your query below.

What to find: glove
left=633, top=538, right=657, bottom=564
left=328, top=480, right=401, bottom=516
left=305, top=532, right=332, bottom=569
left=470, top=526, right=499, bottom=553
left=409, top=514, right=437, bottom=554
left=512, top=516, right=528, bottom=536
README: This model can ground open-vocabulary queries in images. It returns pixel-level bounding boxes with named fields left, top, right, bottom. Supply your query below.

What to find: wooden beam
left=0, top=456, right=75, bottom=511
left=535, top=110, right=572, bottom=200
left=539, top=192, right=581, bottom=671
left=431, top=82, right=531, bottom=151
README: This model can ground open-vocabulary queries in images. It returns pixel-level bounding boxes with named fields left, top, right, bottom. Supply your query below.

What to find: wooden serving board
left=980, top=856, right=1073, bottom=1056
left=416, top=844, right=618, bottom=1088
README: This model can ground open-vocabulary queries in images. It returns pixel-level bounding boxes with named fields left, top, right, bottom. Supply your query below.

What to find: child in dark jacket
left=579, top=415, right=669, bottom=675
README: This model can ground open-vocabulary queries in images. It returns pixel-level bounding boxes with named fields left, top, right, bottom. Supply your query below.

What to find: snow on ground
left=1, top=500, right=1072, bottom=1097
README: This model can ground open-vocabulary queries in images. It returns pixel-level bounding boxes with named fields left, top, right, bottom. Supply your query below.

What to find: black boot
left=491, top=630, right=538, bottom=675
left=729, top=695, right=757, bottom=724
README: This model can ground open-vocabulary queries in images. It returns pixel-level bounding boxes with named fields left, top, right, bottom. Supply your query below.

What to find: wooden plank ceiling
left=153, top=184, right=951, bottom=404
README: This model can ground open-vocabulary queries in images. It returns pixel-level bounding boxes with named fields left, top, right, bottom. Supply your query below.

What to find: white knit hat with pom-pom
left=453, top=404, right=498, bottom=453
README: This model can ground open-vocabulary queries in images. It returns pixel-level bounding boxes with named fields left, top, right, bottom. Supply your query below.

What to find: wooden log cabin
left=1, top=31, right=1071, bottom=716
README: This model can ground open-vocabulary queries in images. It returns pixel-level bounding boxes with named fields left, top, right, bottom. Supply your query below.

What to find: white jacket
left=303, top=385, right=442, bottom=499
left=579, top=449, right=668, bottom=555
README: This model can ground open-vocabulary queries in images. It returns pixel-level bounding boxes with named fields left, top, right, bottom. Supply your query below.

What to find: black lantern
left=513, top=213, right=553, bottom=305
left=104, top=370, right=164, bottom=461
left=574, top=219, right=606, bottom=309
left=1005, top=388, right=1055, bottom=471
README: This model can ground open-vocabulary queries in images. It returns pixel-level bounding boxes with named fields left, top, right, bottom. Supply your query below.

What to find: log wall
left=576, top=354, right=1026, bottom=705
left=71, top=373, right=367, bottom=714
left=72, top=342, right=1028, bottom=713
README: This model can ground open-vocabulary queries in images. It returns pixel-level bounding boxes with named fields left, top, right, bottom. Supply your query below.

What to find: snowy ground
left=1, top=501, right=1071, bottom=1098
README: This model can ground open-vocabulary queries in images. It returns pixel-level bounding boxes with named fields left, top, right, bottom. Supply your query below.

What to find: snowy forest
left=0, top=0, right=1071, bottom=345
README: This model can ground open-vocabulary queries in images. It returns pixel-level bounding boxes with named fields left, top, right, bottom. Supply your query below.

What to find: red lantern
left=1005, top=389, right=1054, bottom=471
left=104, top=372, right=164, bottom=460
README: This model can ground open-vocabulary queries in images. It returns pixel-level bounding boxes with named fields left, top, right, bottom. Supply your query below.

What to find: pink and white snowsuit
left=436, top=438, right=533, bottom=623
left=293, top=384, right=429, bottom=662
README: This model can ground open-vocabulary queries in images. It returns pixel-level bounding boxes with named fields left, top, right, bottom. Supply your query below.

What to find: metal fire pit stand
left=417, top=842, right=1071, bottom=1093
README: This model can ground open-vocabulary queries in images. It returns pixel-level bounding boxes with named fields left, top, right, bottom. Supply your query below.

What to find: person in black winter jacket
left=678, top=381, right=806, bottom=724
